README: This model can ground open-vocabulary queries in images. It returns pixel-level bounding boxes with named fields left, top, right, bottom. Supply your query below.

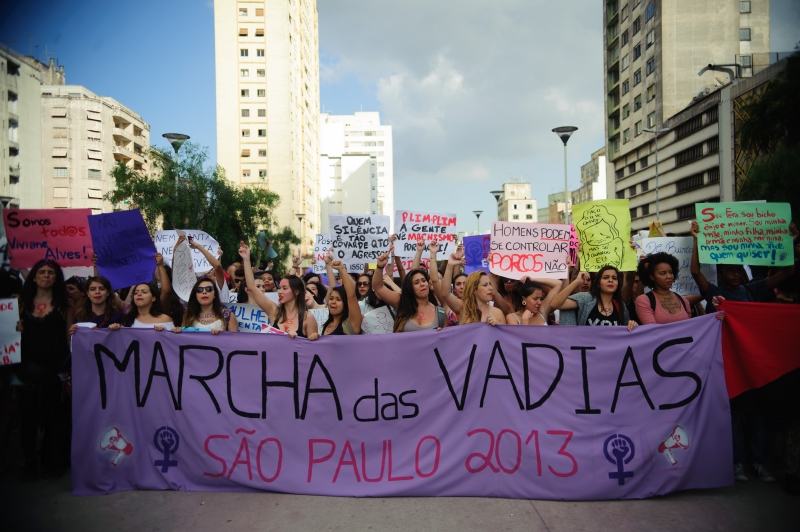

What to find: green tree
left=107, top=142, right=299, bottom=275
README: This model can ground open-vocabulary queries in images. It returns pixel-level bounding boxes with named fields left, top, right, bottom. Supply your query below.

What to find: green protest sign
left=695, top=202, right=794, bottom=266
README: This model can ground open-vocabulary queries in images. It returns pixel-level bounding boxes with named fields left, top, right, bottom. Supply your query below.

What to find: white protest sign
left=0, top=298, right=21, bottom=365
left=488, top=222, right=571, bottom=280
left=153, top=229, right=220, bottom=272
left=394, top=210, right=458, bottom=259
left=329, top=214, right=390, bottom=265
left=313, top=233, right=332, bottom=274
left=641, top=237, right=717, bottom=296
left=360, top=307, right=395, bottom=335
left=172, top=239, right=196, bottom=302
left=224, top=302, right=271, bottom=333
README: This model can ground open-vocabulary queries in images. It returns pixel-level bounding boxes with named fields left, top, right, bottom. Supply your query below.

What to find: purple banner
left=88, top=210, right=156, bottom=290
left=71, top=315, right=732, bottom=499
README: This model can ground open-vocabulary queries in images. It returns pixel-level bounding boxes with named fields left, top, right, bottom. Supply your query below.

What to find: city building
left=603, top=0, right=769, bottom=177
left=214, top=0, right=320, bottom=254
left=537, top=206, right=550, bottom=224
left=491, top=181, right=537, bottom=222
left=40, top=85, right=149, bottom=212
left=0, top=45, right=65, bottom=208
left=319, top=112, right=393, bottom=225
left=547, top=191, right=569, bottom=224
left=572, top=147, right=608, bottom=207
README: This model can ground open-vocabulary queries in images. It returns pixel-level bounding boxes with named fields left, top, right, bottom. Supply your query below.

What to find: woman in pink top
left=635, top=252, right=702, bottom=324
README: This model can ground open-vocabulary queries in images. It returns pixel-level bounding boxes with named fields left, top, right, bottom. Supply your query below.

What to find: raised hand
left=579, top=271, right=591, bottom=284
left=91, top=252, right=98, bottom=264
left=155, top=253, right=164, bottom=266
left=324, top=250, right=333, bottom=264
left=690, top=221, right=700, bottom=239
left=376, top=252, right=390, bottom=268
left=611, top=438, right=629, bottom=461
left=429, top=241, right=441, bottom=254
left=389, top=233, right=398, bottom=244
left=448, top=252, right=464, bottom=266
left=331, top=259, right=345, bottom=270
left=238, top=241, right=251, bottom=260
left=415, top=240, right=425, bottom=251
left=159, top=429, right=175, bottom=451
left=292, top=254, right=303, bottom=267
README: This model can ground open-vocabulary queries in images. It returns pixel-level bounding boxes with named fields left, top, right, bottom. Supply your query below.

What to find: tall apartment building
left=41, top=85, right=149, bottom=213
left=603, top=0, right=769, bottom=174
left=214, top=0, right=321, bottom=255
left=491, top=181, right=537, bottom=222
left=547, top=191, right=569, bottom=224
left=0, top=46, right=65, bottom=209
left=572, top=147, right=608, bottom=207
left=320, top=112, right=393, bottom=223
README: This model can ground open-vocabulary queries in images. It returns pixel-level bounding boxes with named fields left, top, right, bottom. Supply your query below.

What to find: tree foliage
left=107, top=143, right=299, bottom=274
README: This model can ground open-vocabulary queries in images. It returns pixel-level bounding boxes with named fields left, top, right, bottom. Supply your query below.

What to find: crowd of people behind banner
left=1, top=218, right=798, bottom=496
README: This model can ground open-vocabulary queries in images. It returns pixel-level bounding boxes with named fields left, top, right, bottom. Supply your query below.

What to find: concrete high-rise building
left=572, top=147, right=608, bottom=207
left=319, top=112, right=393, bottom=225
left=0, top=45, right=65, bottom=208
left=214, top=0, right=320, bottom=254
left=603, top=0, right=769, bottom=181
left=547, top=191, right=569, bottom=225
left=40, top=85, right=149, bottom=213
left=491, top=181, right=537, bottom=222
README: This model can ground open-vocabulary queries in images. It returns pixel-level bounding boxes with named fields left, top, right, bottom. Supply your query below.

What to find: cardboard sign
left=394, top=210, right=458, bottom=258
left=462, top=234, right=491, bottom=274
left=329, top=215, right=390, bottom=264
left=695, top=202, right=794, bottom=266
left=488, top=222, right=571, bottom=280
left=572, top=200, right=637, bottom=272
left=0, top=298, right=21, bottom=365
left=3, top=208, right=93, bottom=268
left=153, top=230, right=220, bottom=272
left=640, top=237, right=717, bottom=296
left=88, top=210, right=156, bottom=289
left=313, top=233, right=332, bottom=274
left=224, top=302, right=271, bottom=333
left=171, top=238, right=195, bottom=302
left=360, top=307, right=395, bottom=335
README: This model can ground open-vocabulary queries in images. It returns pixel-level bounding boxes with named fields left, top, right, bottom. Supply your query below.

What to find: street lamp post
left=643, top=127, right=670, bottom=220
left=473, top=210, right=483, bottom=234
left=162, top=133, right=190, bottom=165
left=296, top=213, right=305, bottom=258
left=552, top=127, right=578, bottom=224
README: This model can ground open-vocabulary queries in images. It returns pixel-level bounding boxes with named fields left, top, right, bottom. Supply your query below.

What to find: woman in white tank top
left=505, top=277, right=564, bottom=326
left=108, top=282, right=174, bottom=331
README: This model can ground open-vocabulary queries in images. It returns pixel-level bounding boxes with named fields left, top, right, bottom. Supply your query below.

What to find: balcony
left=113, top=145, right=133, bottom=162
left=9, top=165, right=20, bottom=178
left=113, top=127, right=133, bottom=142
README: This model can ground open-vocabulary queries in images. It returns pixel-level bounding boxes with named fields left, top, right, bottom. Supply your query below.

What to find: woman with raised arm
left=505, top=277, right=563, bottom=326
left=239, top=242, right=319, bottom=340
left=70, top=276, right=124, bottom=332
left=432, top=243, right=505, bottom=326
left=173, top=277, right=237, bottom=334
left=321, top=260, right=363, bottom=335
left=187, top=237, right=231, bottom=303
left=373, top=247, right=446, bottom=332
left=551, top=266, right=637, bottom=331
left=109, top=282, right=174, bottom=330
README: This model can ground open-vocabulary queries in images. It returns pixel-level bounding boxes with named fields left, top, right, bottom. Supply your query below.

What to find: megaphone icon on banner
left=658, top=425, right=689, bottom=465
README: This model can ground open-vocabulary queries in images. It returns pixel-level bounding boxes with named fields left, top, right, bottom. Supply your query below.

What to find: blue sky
left=2, top=0, right=799, bottom=234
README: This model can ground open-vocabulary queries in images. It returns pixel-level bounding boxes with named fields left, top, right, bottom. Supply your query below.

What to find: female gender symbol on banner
left=154, top=426, right=180, bottom=472
left=604, top=433, right=635, bottom=485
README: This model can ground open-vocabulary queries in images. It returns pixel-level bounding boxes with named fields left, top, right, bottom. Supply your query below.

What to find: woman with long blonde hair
left=433, top=246, right=505, bottom=326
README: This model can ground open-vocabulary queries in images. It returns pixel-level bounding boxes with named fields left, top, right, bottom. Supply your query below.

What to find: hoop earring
left=522, top=300, right=526, bottom=306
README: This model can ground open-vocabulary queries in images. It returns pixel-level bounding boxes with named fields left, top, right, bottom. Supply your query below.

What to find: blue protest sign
left=463, top=234, right=491, bottom=273
left=88, top=210, right=156, bottom=289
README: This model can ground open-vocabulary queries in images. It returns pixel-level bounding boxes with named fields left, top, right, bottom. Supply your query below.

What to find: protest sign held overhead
left=394, top=210, right=458, bottom=258
left=3, top=208, right=93, bottom=268
left=153, top=229, right=220, bottom=272
left=329, top=214, right=390, bottom=264
left=88, top=210, right=156, bottom=289
left=313, top=233, right=332, bottom=274
left=572, top=200, right=637, bottom=272
left=463, top=234, right=491, bottom=274
left=0, top=299, right=21, bottom=365
left=695, top=202, right=793, bottom=266
left=489, top=222, right=571, bottom=280
left=640, top=237, right=716, bottom=296
left=171, top=233, right=195, bottom=302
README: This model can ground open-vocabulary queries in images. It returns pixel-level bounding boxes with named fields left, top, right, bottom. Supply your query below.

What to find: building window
left=641, top=180, right=649, bottom=192
left=706, top=106, right=719, bottom=124
left=52, top=107, right=67, bottom=117
left=621, top=30, right=629, bottom=46
left=628, top=163, right=636, bottom=175
left=676, top=173, right=704, bottom=193
left=676, top=205, right=696, bottom=220
left=623, top=129, right=631, bottom=143
left=257, top=69, right=265, bottom=77
left=53, top=188, right=69, bottom=198
left=88, top=188, right=103, bottom=199
left=239, top=28, right=248, bottom=36
left=241, top=109, right=250, bottom=117
left=616, top=190, right=625, bottom=199
left=675, top=115, right=703, bottom=139
left=621, top=80, right=630, bottom=95
left=88, top=169, right=102, bottom=179
left=708, top=167, right=720, bottom=183
left=640, top=156, right=649, bottom=169
left=258, top=149, right=266, bottom=157
left=616, top=168, right=625, bottom=180
left=87, top=110, right=101, bottom=122
left=240, top=49, right=248, bottom=57
left=630, top=207, right=637, bottom=219
left=740, top=55, right=752, bottom=70
left=259, top=169, right=267, bottom=178
left=87, top=149, right=102, bottom=160
left=526, top=214, right=533, bottom=220
left=632, top=17, right=641, bottom=34
left=675, top=143, right=704, bottom=167
left=707, top=136, right=719, bottom=153
left=740, top=1, right=751, bottom=14
left=239, top=8, right=247, bottom=16
left=612, top=137, right=620, bottom=152
left=258, top=129, right=266, bottom=137
left=621, top=54, right=630, bottom=71
left=256, top=8, right=264, bottom=16
left=633, top=44, right=642, bottom=60
left=645, top=1, right=655, bottom=21
left=512, top=215, right=519, bottom=220
left=53, top=127, right=67, bottom=138
left=646, top=58, right=655, bottom=75
left=633, top=69, right=642, bottom=85
left=635, top=121, right=642, bottom=136
left=53, top=167, right=68, bottom=178
left=526, top=204, right=532, bottom=209
left=647, top=112, right=656, bottom=128
left=513, top=204, right=518, bottom=209
left=241, top=149, right=250, bottom=158
left=623, top=103, right=630, bottom=118
left=242, top=130, right=250, bottom=137
left=256, top=28, right=264, bottom=37
left=740, top=28, right=750, bottom=41
left=634, top=94, right=642, bottom=111
left=646, top=30, right=655, bottom=48
left=647, top=84, right=656, bottom=101
left=622, top=4, right=629, bottom=20
left=257, top=89, right=265, bottom=97
left=243, top=169, right=251, bottom=179
left=241, top=89, right=249, bottom=97
left=257, top=49, right=264, bottom=57
left=241, top=69, right=249, bottom=77
left=257, top=109, right=265, bottom=117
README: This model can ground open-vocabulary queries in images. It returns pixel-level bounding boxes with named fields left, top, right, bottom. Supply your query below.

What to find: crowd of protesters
left=0, top=220, right=798, bottom=495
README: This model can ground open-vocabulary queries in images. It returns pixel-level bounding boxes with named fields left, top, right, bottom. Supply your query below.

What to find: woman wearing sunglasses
left=174, top=278, right=238, bottom=334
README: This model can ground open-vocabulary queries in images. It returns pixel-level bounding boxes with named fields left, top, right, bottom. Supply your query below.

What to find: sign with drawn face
left=572, top=200, right=637, bottom=272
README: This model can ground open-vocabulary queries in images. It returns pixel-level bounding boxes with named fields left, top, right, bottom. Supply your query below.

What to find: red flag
left=720, top=300, right=800, bottom=399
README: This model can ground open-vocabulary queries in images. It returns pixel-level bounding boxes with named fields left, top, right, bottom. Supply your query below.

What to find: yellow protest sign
left=572, top=199, right=637, bottom=272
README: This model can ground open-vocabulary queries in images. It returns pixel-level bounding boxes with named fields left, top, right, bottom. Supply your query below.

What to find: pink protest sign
left=489, top=222, right=571, bottom=280
left=3, top=209, right=93, bottom=268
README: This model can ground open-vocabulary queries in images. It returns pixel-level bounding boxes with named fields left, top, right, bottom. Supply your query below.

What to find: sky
left=2, top=0, right=799, bottom=234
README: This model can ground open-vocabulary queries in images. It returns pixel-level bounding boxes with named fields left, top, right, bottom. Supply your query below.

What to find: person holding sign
left=173, top=278, right=238, bottom=334
left=185, top=237, right=231, bottom=303
left=321, top=260, right=363, bottom=336
left=238, top=242, right=319, bottom=340
left=551, top=266, right=637, bottom=331
left=109, top=282, right=174, bottom=330
left=505, top=277, right=563, bottom=326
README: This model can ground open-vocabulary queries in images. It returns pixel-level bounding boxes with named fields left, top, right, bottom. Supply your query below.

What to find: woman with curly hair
left=634, top=252, right=700, bottom=324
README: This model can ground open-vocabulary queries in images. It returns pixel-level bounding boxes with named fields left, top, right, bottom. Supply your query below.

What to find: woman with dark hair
left=635, top=252, right=700, bottom=324
left=175, top=277, right=237, bottom=334
left=551, top=265, right=637, bottom=331
left=261, top=270, right=279, bottom=293
left=452, top=272, right=468, bottom=300
left=355, top=274, right=371, bottom=301
left=70, top=276, right=124, bottom=331
left=506, top=278, right=562, bottom=326
left=239, top=242, right=319, bottom=339
left=322, top=260, right=363, bottom=335
left=307, top=280, right=327, bottom=305
left=109, top=282, right=173, bottom=330
left=237, top=274, right=264, bottom=304
left=15, top=259, right=72, bottom=481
